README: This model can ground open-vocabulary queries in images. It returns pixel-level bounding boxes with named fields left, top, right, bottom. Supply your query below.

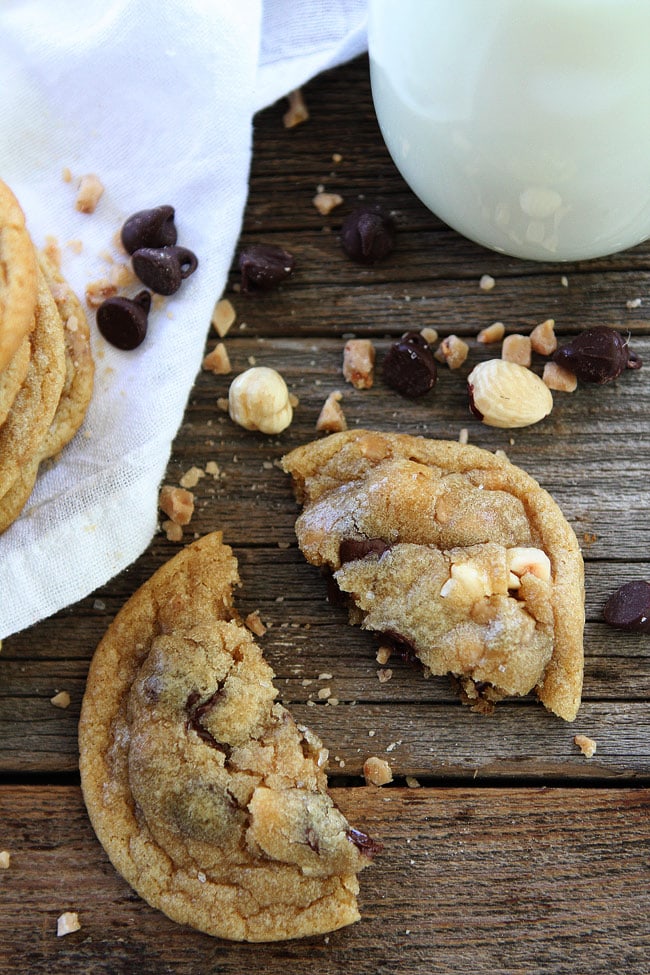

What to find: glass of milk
left=368, top=0, right=650, bottom=261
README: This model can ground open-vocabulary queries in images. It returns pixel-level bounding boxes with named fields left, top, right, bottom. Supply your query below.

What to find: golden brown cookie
left=0, top=255, right=94, bottom=532
left=37, top=251, right=94, bottom=459
left=79, top=532, right=378, bottom=942
left=282, top=430, right=585, bottom=721
left=0, top=335, right=30, bottom=426
left=0, top=179, right=37, bottom=372
left=0, top=458, right=38, bottom=533
left=0, top=264, right=66, bottom=500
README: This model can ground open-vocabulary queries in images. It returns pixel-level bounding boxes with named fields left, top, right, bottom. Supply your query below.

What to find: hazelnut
left=467, top=359, right=553, bottom=428
left=506, top=547, right=551, bottom=588
left=228, top=366, right=293, bottom=434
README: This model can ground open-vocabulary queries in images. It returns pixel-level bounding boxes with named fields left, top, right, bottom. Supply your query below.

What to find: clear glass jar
left=369, top=0, right=650, bottom=261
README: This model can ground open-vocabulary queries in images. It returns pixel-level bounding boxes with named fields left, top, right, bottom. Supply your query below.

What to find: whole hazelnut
left=228, top=366, right=293, bottom=434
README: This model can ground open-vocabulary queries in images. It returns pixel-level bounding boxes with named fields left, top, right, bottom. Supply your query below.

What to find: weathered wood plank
left=1, top=696, right=647, bottom=780
left=1, top=785, right=648, bottom=975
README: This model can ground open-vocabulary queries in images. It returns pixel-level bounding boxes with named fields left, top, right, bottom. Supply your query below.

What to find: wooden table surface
left=2, top=56, right=650, bottom=974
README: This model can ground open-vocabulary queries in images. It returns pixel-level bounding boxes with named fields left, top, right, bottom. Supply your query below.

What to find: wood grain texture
left=1, top=786, right=648, bottom=975
left=1, top=53, right=650, bottom=974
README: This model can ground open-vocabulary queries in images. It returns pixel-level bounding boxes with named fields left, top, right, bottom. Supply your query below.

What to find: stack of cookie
left=0, top=179, right=94, bottom=533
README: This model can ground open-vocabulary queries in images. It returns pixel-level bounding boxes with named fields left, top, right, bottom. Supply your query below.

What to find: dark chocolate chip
left=339, top=537, right=390, bottom=564
left=96, top=290, right=151, bottom=350
left=185, top=687, right=231, bottom=753
left=238, top=243, right=295, bottom=292
left=603, top=580, right=650, bottom=632
left=346, top=827, right=383, bottom=859
left=553, top=326, right=642, bottom=384
left=380, top=630, right=421, bottom=667
left=383, top=330, right=437, bottom=397
left=121, top=205, right=178, bottom=254
left=324, top=571, right=347, bottom=608
left=306, top=828, right=321, bottom=854
left=340, top=205, right=396, bottom=264
left=132, top=245, right=198, bottom=296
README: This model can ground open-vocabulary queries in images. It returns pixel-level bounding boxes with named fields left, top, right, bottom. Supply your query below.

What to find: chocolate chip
left=185, top=687, right=231, bottom=753
left=380, top=630, right=421, bottom=667
left=96, top=290, right=151, bottom=350
left=346, top=827, right=383, bottom=859
left=339, top=538, right=390, bottom=564
left=383, top=330, right=437, bottom=397
left=238, top=243, right=295, bottom=292
left=121, top=205, right=178, bottom=254
left=132, top=245, right=198, bottom=296
left=306, top=828, right=321, bottom=854
left=553, top=326, right=642, bottom=383
left=340, top=205, right=396, bottom=264
left=603, top=580, right=650, bottom=632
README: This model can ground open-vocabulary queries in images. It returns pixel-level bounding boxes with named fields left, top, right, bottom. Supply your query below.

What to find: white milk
left=369, top=0, right=650, bottom=261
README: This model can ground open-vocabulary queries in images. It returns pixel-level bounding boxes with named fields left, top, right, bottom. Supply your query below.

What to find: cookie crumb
left=377, top=668, right=393, bottom=683
left=405, top=776, right=421, bottom=789
left=317, top=687, right=332, bottom=700
left=560, top=275, right=569, bottom=287
left=626, top=297, right=642, bottom=309
left=56, top=912, right=81, bottom=937
left=109, top=262, right=137, bottom=289
left=93, top=599, right=106, bottom=611
left=343, top=339, right=375, bottom=389
left=363, top=756, right=393, bottom=786
left=313, top=192, right=343, bottom=216
left=179, top=466, right=205, bottom=489
left=205, top=461, right=220, bottom=479
left=283, top=89, right=309, bottom=128
left=159, top=485, right=194, bottom=526
left=0, top=851, right=10, bottom=869
left=245, top=611, right=267, bottom=637
left=75, top=174, right=104, bottom=214
left=85, top=278, right=117, bottom=309
left=316, top=390, right=347, bottom=433
left=43, top=235, right=62, bottom=269
left=420, top=327, right=438, bottom=346
left=375, top=645, right=392, bottom=665
left=574, top=734, right=597, bottom=758
left=62, top=167, right=73, bottom=183
left=50, top=691, right=71, bottom=710
left=458, top=427, right=469, bottom=445
left=479, top=274, right=496, bottom=291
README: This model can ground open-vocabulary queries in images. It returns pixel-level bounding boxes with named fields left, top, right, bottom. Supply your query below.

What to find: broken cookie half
left=79, top=532, right=379, bottom=942
left=282, top=430, right=584, bottom=721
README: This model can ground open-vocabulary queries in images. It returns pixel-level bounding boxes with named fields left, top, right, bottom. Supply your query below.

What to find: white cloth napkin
left=0, top=0, right=368, bottom=638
